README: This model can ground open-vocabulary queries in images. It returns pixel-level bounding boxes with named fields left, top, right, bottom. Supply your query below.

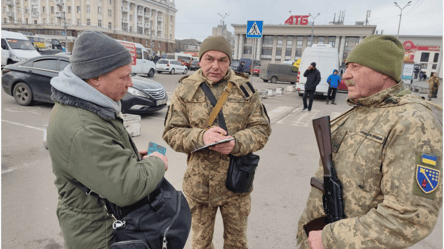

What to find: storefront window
left=420, top=63, right=428, bottom=69
left=421, top=52, right=430, bottom=62
left=434, top=53, right=439, bottom=63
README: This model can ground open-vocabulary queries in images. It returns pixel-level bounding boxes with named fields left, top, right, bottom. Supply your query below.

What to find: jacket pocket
left=110, top=240, right=150, bottom=249
left=185, top=97, right=209, bottom=128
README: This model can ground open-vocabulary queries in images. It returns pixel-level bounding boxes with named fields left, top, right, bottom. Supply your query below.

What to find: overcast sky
left=174, top=0, right=443, bottom=41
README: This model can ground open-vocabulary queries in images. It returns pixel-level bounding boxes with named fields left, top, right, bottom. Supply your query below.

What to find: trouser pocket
left=110, top=240, right=150, bottom=249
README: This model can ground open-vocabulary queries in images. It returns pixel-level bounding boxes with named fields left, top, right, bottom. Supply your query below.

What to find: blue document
left=148, top=142, right=166, bottom=155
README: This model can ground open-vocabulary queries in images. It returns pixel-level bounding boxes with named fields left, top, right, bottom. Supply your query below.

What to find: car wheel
left=170, top=68, right=175, bottom=74
left=148, top=69, right=155, bottom=77
left=290, top=82, right=295, bottom=84
left=299, top=92, right=303, bottom=96
left=263, top=79, right=268, bottom=82
left=13, top=82, right=34, bottom=106
left=270, top=77, right=278, bottom=83
left=183, top=68, right=188, bottom=74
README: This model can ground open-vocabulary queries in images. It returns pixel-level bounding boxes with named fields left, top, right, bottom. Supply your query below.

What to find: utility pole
left=63, top=11, right=68, bottom=52
left=308, top=13, right=320, bottom=46
left=394, top=1, right=411, bottom=38
left=365, top=10, right=371, bottom=25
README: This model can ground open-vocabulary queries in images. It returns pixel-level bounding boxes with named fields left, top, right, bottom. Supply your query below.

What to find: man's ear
left=87, top=77, right=100, bottom=87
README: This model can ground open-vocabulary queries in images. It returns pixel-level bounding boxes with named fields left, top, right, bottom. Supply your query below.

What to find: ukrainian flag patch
left=422, top=154, right=438, bottom=166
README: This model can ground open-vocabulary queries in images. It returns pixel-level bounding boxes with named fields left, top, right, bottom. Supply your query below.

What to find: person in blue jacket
left=326, top=69, right=340, bottom=105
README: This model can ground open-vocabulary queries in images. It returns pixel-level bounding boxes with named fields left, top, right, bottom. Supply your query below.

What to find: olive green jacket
left=163, top=69, right=272, bottom=207
left=47, top=89, right=165, bottom=249
left=297, top=83, right=443, bottom=248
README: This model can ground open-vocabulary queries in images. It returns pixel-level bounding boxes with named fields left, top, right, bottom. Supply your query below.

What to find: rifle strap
left=200, top=82, right=233, bottom=131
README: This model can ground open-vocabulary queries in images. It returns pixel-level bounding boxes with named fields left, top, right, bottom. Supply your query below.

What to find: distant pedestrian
left=326, top=69, right=340, bottom=105
left=236, top=61, right=245, bottom=73
left=428, top=72, right=440, bottom=100
left=153, top=54, right=160, bottom=64
left=302, top=62, right=321, bottom=111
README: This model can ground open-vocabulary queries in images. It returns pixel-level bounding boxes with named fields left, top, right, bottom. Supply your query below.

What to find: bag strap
left=70, top=180, right=102, bottom=199
left=199, top=82, right=234, bottom=131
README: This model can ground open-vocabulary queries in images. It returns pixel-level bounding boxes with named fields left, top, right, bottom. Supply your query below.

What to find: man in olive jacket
left=163, top=36, right=271, bottom=248
left=298, top=35, right=442, bottom=249
left=47, top=31, right=167, bottom=249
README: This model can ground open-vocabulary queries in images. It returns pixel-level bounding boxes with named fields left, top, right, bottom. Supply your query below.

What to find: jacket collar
left=51, top=87, right=117, bottom=120
left=180, top=69, right=248, bottom=102
left=347, top=82, right=406, bottom=107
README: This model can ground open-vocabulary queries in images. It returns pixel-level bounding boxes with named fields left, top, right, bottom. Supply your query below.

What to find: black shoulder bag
left=70, top=177, right=191, bottom=249
left=199, top=82, right=260, bottom=193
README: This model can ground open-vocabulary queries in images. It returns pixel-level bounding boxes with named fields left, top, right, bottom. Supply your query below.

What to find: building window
left=25, top=7, right=28, bottom=14
left=108, top=10, right=112, bottom=17
left=261, top=47, right=272, bottom=60
left=98, top=20, right=101, bottom=27
left=34, top=20, right=38, bottom=24
left=420, top=52, right=430, bottom=62
left=129, top=4, right=132, bottom=10
left=295, top=48, right=302, bottom=57
left=275, top=48, right=282, bottom=59
left=263, top=35, right=273, bottom=45
left=77, top=6, right=80, bottom=13
left=329, top=36, right=335, bottom=47
left=344, top=37, right=359, bottom=47
left=433, top=53, right=439, bottom=63
left=277, top=36, right=283, bottom=46
left=129, top=26, right=132, bottom=32
left=77, top=19, right=81, bottom=26
left=43, top=18, right=46, bottom=24
left=108, top=22, right=112, bottom=29
left=110, top=0, right=112, bottom=4
left=26, top=18, right=28, bottom=24
left=51, top=6, right=54, bottom=13
left=420, top=63, right=428, bottom=69
left=87, top=6, right=90, bottom=13
left=432, top=64, right=437, bottom=69
left=244, top=47, right=252, bottom=54
left=318, top=37, right=325, bottom=44
left=98, top=7, right=101, bottom=14
left=297, top=36, right=303, bottom=46
left=68, top=19, right=71, bottom=25
left=287, top=36, right=293, bottom=46
left=87, top=19, right=90, bottom=26
left=285, top=48, right=292, bottom=56
left=43, top=6, right=45, bottom=13
left=151, top=41, right=154, bottom=47
left=244, top=37, right=253, bottom=44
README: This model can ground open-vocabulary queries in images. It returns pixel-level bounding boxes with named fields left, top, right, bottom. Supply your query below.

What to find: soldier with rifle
left=297, top=35, right=442, bottom=248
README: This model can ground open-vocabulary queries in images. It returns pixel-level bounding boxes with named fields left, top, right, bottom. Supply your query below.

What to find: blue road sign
left=246, top=21, right=263, bottom=38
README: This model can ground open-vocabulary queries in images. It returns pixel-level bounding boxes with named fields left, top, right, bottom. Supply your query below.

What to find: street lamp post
left=218, top=13, right=229, bottom=26
left=62, top=11, right=68, bottom=52
left=394, top=1, right=411, bottom=38
left=308, top=13, right=320, bottom=46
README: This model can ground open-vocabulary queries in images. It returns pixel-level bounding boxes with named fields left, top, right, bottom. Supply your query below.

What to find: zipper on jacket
left=162, top=191, right=183, bottom=249
left=111, top=240, right=150, bottom=249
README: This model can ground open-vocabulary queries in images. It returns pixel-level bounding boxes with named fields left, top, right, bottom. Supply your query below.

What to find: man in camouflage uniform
left=163, top=36, right=271, bottom=249
left=297, top=35, right=442, bottom=249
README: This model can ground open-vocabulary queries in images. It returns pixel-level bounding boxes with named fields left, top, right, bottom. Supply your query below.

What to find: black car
left=190, top=60, right=200, bottom=71
left=2, top=55, right=168, bottom=113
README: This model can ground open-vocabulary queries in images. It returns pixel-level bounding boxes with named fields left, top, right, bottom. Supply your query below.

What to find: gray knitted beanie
left=70, top=31, right=132, bottom=79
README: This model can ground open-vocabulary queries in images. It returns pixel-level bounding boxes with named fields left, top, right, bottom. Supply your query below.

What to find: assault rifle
left=304, top=116, right=345, bottom=236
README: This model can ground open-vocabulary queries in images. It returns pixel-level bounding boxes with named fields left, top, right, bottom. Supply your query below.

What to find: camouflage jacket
left=297, top=83, right=443, bottom=248
left=428, top=76, right=440, bottom=88
left=162, top=69, right=271, bottom=207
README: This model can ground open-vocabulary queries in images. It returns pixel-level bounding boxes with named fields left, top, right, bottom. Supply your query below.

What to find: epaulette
left=239, top=81, right=256, bottom=98
left=178, top=75, right=190, bottom=83
left=234, top=71, right=250, bottom=79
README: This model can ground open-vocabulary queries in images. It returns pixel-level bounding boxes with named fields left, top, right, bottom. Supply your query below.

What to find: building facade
left=232, top=23, right=443, bottom=77
left=232, top=23, right=377, bottom=68
left=2, top=0, right=177, bottom=53
left=174, top=38, right=201, bottom=53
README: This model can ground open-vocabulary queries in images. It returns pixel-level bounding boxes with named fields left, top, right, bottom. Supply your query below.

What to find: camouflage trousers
left=185, top=194, right=251, bottom=249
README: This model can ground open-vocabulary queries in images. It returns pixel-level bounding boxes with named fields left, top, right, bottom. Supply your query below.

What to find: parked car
left=252, top=66, right=261, bottom=76
left=259, top=63, right=298, bottom=84
left=190, top=60, right=201, bottom=71
left=337, top=77, right=348, bottom=92
left=156, top=59, right=188, bottom=74
left=239, top=58, right=261, bottom=74
left=1, top=55, right=168, bottom=113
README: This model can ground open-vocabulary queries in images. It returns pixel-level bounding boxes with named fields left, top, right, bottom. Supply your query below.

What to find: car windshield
left=231, top=60, right=239, bottom=67
left=6, top=39, right=36, bottom=50
left=157, top=59, right=168, bottom=64
left=254, top=66, right=260, bottom=69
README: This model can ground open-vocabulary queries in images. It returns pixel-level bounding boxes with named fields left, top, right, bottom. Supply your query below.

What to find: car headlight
left=127, top=87, right=146, bottom=97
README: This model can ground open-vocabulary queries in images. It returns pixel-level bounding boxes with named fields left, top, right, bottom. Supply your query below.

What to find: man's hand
left=203, top=127, right=235, bottom=154
left=308, top=65, right=313, bottom=70
left=308, top=230, right=325, bottom=249
left=144, top=151, right=168, bottom=172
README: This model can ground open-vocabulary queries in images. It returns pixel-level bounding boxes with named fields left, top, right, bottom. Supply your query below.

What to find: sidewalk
left=407, top=78, right=442, bottom=123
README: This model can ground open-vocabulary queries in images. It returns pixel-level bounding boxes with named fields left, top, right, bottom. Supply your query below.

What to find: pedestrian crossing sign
left=246, top=21, right=263, bottom=38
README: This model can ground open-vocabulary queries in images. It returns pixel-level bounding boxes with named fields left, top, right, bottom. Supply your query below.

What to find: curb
left=259, top=85, right=297, bottom=99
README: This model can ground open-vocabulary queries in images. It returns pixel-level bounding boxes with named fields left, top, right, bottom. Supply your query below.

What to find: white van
left=296, top=44, right=339, bottom=96
left=1, top=30, right=41, bottom=66
left=117, top=40, right=156, bottom=77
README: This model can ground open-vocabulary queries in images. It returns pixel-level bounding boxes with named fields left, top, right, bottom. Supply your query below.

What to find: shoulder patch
left=412, top=152, right=441, bottom=200
left=179, top=75, right=190, bottom=83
